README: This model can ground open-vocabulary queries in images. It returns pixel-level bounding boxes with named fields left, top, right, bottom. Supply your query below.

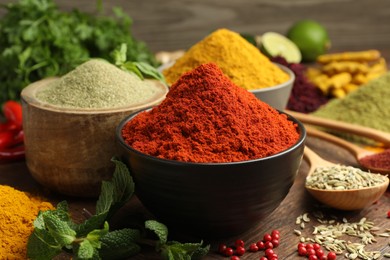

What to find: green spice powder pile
left=36, top=59, right=161, bottom=109
left=312, top=72, right=390, bottom=144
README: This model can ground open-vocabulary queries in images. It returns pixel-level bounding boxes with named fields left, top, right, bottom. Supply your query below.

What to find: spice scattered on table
left=271, top=56, right=329, bottom=113
left=359, top=149, right=390, bottom=171
left=294, top=211, right=390, bottom=259
left=306, top=165, right=388, bottom=190
left=36, top=59, right=162, bottom=109
left=163, top=28, right=289, bottom=90
left=0, top=185, right=54, bottom=259
left=312, top=72, right=390, bottom=145
left=123, top=63, right=300, bottom=163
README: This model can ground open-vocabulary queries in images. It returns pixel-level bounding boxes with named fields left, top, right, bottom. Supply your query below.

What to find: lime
left=287, top=19, right=331, bottom=62
left=259, top=32, right=302, bottom=63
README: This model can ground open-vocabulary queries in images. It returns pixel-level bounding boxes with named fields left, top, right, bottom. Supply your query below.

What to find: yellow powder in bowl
left=163, top=28, right=289, bottom=90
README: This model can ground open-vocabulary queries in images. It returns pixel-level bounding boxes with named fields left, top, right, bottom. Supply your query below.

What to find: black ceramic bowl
left=116, top=109, right=306, bottom=238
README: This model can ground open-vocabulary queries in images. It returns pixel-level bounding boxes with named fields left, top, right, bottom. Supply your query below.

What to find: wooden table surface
left=1, top=1, right=390, bottom=259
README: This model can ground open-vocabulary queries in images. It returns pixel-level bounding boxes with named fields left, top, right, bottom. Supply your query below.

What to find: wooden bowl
left=21, top=78, right=168, bottom=197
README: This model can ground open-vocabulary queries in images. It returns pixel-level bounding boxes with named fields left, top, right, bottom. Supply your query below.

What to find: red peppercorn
left=307, top=248, right=316, bottom=256
left=235, top=239, right=245, bottom=248
left=271, top=233, right=280, bottom=240
left=271, top=229, right=280, bottom=236
left=264, top=241, right=274, bottom=249
left=256, top=241, right=265, bottom=250
left=298, top=242, right=306, bottom=249
left=260, top=257, right=268, bottom=260
left=313, top=243, right=321, bottom=250
left=270, top=253, right=278, bottom=258
left=263, top=233, right=272, bottom=242
left=269, top=257, right=278, bottom=260
left=309, top=255, right=318, bottom=260
left=319, top=256, right=328, bottom=260
left=298, top=246, right=307, bottom=256
left=265, top=248, right=274, bottom=257
left=231, top=256, right=240, bottom=260
left=271, top=239, right=279, bottom=248
left=316, top=249, right=325, bottom=258
left=387, top=210, right=390, bottom=218
left=218, top=243, right=227, bottom=254
left=235, top=246, right=245, bottom=256
left=225, top=247, right=234, bottom=257
left=248, top=243, right=259, bottom=252
left=306, top=244, right=314, bottom=250
left=327, top=252, right=337, bottom=260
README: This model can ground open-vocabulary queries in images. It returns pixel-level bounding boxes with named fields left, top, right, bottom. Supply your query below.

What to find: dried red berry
left=271, top=239, right=279, bottom=248
left=218, top=243, right=227, bottom=254
left=316, top=249, right=325, bottom=258
left=313, top=243, right=321, bottom=250
left=327, top=252, right=337, bottom=260
left=225, top=247, right=234, bottom=257
left=231, top=256, right=240, bottom=260
left=263, top=233, right=272, bottom=242
left=235, top=239, right=245, bottom=248
left=307, top=248, right=316, bottom=256
left=248, top=243, right=259, bottom=252
left=309, top=255, right=318, bottom=260
left=265, top=248, right=274, bottom=257
left=256, top=241, right=265, bottom=250
left=235, top=246, right=245, bottom=256
left=260, top=257, right=268, bottom=260
left=264, top=241, right=274, bottom=249
left=387, top=210, right=390, bottom=218
left=298, top=246, right=307, bottom=256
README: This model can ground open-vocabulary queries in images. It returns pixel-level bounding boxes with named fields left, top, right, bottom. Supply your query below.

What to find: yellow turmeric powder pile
left=163, top=28, right=289, bottom=90
left=0, top=185, right=54, bottom=259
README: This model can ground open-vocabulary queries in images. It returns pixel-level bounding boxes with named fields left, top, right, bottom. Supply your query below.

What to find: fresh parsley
left=27, top=158, right=209, bottom=259
left=0, top=0, right=159, bottom=104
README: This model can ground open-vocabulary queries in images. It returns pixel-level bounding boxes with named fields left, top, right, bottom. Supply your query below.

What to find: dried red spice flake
left=359, top=149, right=390, bottom=171
left=122, top=63, right=300, bottom=163
left=271, top=56, right=329, bottom=113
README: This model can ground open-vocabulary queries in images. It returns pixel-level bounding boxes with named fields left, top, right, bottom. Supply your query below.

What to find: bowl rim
left=249, top=64, right=295, bottom=93
left=21, top=77, right=169, bottom=115
left=116, top=108, right=306, bottom=166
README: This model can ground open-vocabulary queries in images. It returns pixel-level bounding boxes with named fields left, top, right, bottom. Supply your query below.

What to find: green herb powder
left=312, top=72, right=390, bottom=144
left=36, top=59, right=161, bottom=109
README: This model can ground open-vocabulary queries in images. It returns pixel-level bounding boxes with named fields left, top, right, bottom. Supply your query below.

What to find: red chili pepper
left=0, top=131, right=15, bottom=149
left=0, top=121, right=19, bottom=132
left=2, top=100, right=23, bottom=128
left=0, top=144, right=25, bottom=162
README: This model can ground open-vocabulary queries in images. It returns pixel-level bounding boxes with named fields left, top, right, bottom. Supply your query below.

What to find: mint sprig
left=27, top=158, right=210, bottom=259
left=112, top=43, right=167, bottom=84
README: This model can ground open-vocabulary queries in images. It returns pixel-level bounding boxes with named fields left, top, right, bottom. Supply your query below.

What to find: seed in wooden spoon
left=359, top=149, right=390, bottom=171
left=306, top=165, right=388, bottom=190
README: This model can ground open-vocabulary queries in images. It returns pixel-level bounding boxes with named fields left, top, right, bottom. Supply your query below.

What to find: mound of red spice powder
left=121, top=63, right=300, bottom=163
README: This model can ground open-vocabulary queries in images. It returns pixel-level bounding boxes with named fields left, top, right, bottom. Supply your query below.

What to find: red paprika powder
left=121, top=63, right=300, bottom=163
left=359, top=149, right=390, bottom=171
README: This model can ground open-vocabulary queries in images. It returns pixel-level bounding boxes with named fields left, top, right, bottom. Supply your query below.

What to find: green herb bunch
left=27, top=158, right=209, bottom=260
left=0, top=0, right=159, bottom=104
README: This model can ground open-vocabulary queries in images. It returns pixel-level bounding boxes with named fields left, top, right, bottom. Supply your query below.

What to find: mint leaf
left=134, top=61, right=166, bottom=84
left=95, top=181, right=114, bottom=215
left=86, top=221, right=109, bottom=248
left=27, top=229, right=62, bottom=260
left=74, top=212, right=108, bottom=237
left=145, top=220, right=168, bottom=246
left=162, top=241, right=210, bottom=260
left=99, top=229, right=141, bottom=259
left=77, top=239, right=95, bottom=259
left=43, top=213, right=77, bottom=246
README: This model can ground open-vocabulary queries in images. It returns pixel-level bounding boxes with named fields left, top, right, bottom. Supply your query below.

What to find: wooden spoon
left=306, top=126, right=390, bottom=174
left=285, top=110, right=390, bottom=146
left=303, top=146, right=389, bottom=210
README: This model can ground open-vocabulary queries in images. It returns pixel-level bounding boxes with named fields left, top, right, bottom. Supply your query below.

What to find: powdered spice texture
left=122, top=63, right=300, bottom=163
left=0, top=185, right=54, bottom=259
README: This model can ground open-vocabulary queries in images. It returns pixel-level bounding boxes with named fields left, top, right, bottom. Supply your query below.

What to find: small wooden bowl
left=21, top=78, right=168, bottom=197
